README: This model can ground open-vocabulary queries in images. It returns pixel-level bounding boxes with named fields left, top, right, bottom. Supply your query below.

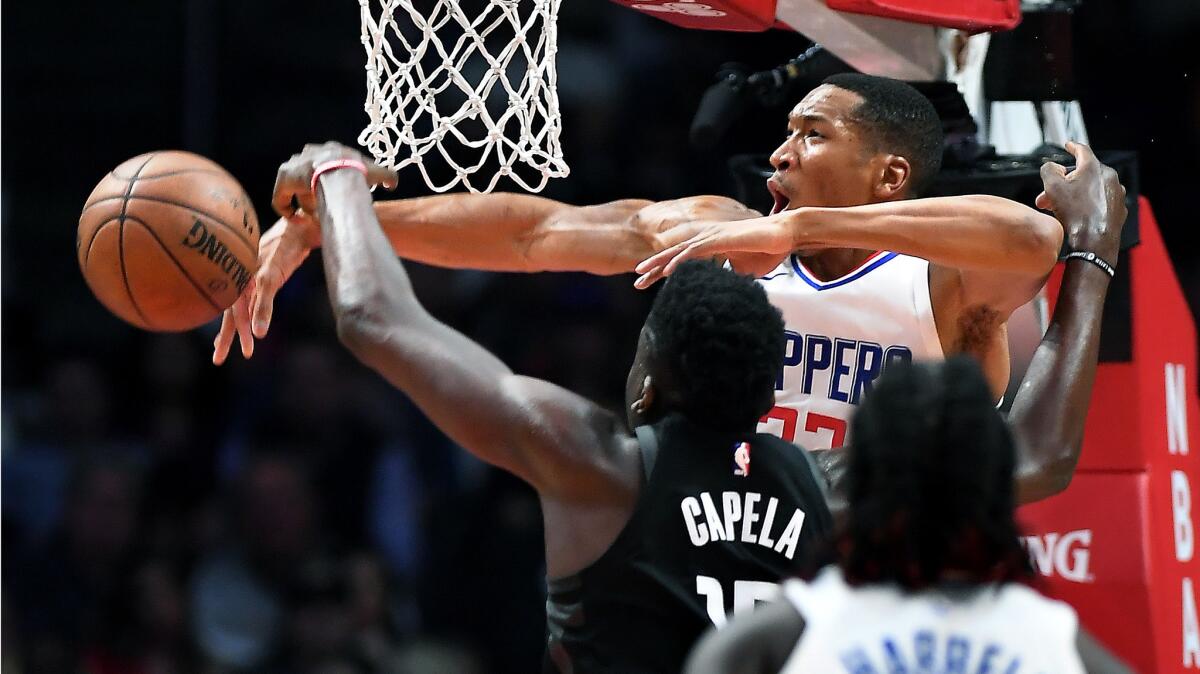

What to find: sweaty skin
left=634, top=85, right=1062, bottom=398
left=215, top=85, right=1061, bottom=406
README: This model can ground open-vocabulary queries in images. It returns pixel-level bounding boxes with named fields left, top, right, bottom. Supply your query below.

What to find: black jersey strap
left=634, top=425, right=660, bottom=481
left=797, top=443, right=831, bottom=501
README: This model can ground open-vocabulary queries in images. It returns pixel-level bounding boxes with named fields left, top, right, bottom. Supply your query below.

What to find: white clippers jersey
left=754, top=252, right=943, bottom=450
left=779, top=567, right=1085, bottom=674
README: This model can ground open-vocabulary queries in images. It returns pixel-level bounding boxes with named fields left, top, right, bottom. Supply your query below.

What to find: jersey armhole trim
left=634, top=425, right=659, bottom=481
left=798, top=445, right=830, bottom=501
left=916, top=259, right=946, bottom=358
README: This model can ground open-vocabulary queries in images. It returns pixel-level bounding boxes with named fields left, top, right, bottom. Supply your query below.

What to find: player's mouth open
left=767, top=180, right=790, bottom=215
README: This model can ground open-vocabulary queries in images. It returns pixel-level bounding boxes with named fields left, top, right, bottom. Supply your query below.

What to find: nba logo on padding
left=733, top=442, right=751, bottom=477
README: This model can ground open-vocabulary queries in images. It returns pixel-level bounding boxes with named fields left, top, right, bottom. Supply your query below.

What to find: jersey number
left=695, top=575, right=778, bottom=627
left=760, top=406, right=847, bottom=448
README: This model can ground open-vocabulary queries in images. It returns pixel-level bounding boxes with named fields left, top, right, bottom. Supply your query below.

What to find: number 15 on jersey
left=696, top=575, right=780, bottom=627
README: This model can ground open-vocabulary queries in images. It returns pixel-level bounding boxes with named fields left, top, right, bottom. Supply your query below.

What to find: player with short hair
left=636, top=73, right=1061, bottom=451
left=217, top=73, right=1062, bottom=463
left=275, top=135, right=1122, bottom=673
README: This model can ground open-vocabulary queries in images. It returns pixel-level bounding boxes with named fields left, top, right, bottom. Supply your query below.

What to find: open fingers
left=635, top=241, right=691, bottom=275
left=213, top=309, right=237, bottom=365
left=662, top=241, right=712, bottom=277
left=633, top=265, right=665, bottom=290
left=250, top=269, right=278, bottom=339
left=231, top=293, right=254, bottom=359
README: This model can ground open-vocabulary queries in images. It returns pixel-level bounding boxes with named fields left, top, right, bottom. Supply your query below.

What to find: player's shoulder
left=781, top=566, right=853, bottom=616
left=998, top=582, right=1079, bottom=619
left=993, top=582, right=1080, bottom=640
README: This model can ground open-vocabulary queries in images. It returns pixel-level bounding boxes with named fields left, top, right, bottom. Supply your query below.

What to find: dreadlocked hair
left=838, top=356, right=1030, bottom=590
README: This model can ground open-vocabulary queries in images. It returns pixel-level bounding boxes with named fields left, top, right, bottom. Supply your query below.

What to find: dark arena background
left=3, top=1, right=1199, bottom=672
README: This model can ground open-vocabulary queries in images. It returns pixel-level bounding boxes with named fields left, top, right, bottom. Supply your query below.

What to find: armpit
left=954, top=304, right=1004, bottom=354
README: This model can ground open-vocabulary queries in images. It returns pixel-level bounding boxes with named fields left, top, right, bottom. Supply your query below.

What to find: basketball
left=77, top=151, right=260, bottom=332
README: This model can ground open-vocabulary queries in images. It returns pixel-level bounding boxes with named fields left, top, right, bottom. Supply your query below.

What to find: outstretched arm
left=372, top=194, right=654, bottom=274
left=300, top=143, right=635, bottom=502
left=1009, top=143, right=1126, bottom=503
left=213, top=173, right=759, bottom=363
left=635, top=193, right=1062, bottom=316
left=212, top=193, right=651, bottom=362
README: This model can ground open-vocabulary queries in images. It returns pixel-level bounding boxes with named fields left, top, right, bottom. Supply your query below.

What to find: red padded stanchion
left=1018, top=198, right=1200, bottom=673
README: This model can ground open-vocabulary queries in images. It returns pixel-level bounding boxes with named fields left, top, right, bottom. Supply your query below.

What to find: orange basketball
left=77, top=151, right=260, bottom=332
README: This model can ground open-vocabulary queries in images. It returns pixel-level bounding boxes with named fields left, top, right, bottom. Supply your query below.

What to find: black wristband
left=1065, top=251, right=1116, bottom=278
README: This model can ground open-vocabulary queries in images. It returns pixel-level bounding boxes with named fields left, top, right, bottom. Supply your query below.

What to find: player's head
left=837, top=357, right=1029, bottom=590
left=768, top=73, right=943, bottom=217
left=626, top=261, right=784, bottom=433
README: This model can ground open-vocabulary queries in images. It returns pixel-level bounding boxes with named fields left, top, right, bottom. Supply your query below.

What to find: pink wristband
left=310, top=158, right=369, bottom=194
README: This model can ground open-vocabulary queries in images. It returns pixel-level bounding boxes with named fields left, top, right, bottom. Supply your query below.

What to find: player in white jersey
left=634, top=74, right=1063, bottom=450
left=682, top=360, right=1132, bottom=674
left=746, top=250, right=942, bottom=449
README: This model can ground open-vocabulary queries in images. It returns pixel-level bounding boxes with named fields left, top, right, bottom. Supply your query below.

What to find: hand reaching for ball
left=212, top=142, right=396, bottom=365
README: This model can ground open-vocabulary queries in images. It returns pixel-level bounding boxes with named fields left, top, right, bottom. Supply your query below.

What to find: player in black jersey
left=271, top=141, right=1114, bottom=674
left=307, top=153, right=833, bottom=671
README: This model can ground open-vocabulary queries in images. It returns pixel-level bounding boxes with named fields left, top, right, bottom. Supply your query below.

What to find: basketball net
left=358, top=0, right=569, bottom=193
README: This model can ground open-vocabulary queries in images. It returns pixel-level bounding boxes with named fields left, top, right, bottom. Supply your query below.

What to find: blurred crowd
left=1, top=4, right=780, bottom=669
left=3, top=263, right=651, bottom=673
left=3, top=0, right=1196, bottom=672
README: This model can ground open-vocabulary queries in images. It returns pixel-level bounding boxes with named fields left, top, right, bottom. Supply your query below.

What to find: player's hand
left=633, top=216, right=793, bottom=288
left=1036, top=141, right=1127, bottom=263
left=214, top=142, right=399, bottom=365
left=271, top=141, right=398, bottom=219
left=212, top=213, right=321, bottom=365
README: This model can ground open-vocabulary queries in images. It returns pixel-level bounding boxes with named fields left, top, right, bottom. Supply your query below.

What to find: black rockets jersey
left=543, top=414, right=834, bottom=673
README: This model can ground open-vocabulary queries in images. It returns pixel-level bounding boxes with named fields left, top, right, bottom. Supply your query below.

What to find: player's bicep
left=955, top=264, right=1051, bottom=318
left=498, top=375, right=638, bottom=499
left=342, top=317, right=521, bottom=456
left=347, top=317, right=628, bottom=493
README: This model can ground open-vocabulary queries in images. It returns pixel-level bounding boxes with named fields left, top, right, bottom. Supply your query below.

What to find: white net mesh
left=358, top=0, right=569, bottom=193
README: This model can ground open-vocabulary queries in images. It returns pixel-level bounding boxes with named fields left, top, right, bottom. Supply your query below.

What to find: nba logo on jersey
left=732, top=442, right=751, bottom=477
